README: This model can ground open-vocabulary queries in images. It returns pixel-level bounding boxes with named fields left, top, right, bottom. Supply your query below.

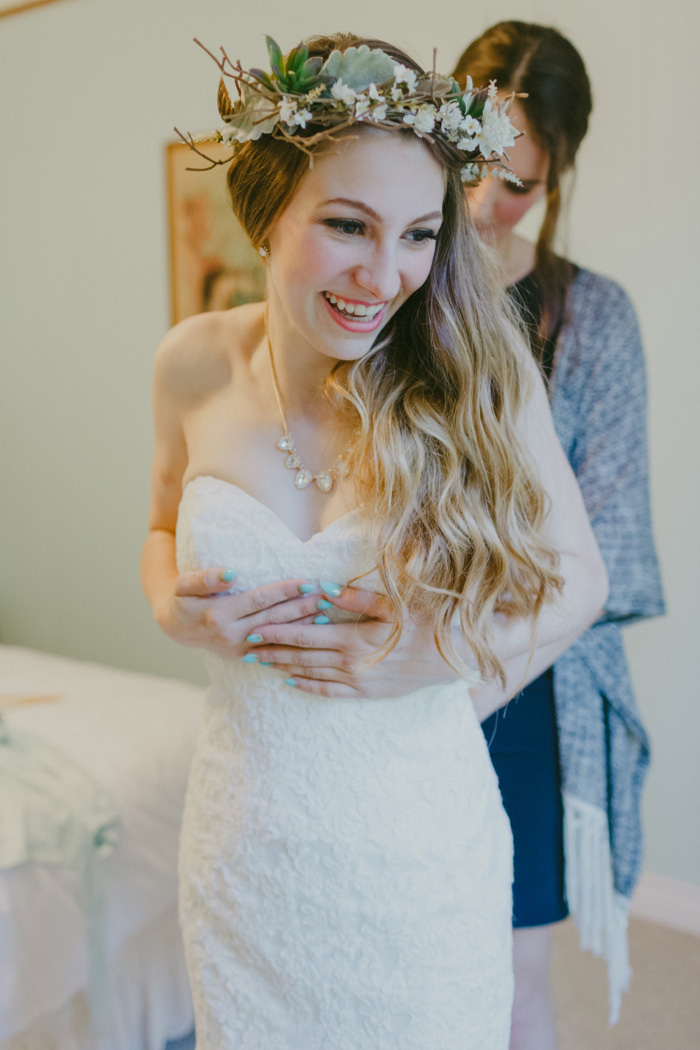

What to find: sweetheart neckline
left=182, top=475, right=362, bottom=546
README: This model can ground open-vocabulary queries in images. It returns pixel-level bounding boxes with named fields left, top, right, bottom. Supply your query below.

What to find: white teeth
left=324, top=292, right=384, bottom=320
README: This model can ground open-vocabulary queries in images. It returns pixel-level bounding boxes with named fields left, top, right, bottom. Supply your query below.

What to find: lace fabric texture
left=176, top=476, right=514, bottom=1050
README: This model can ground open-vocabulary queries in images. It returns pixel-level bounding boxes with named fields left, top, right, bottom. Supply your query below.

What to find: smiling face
left=264, top=129, right=445, bottom=364
left=465, top=100, right=549, bottom=246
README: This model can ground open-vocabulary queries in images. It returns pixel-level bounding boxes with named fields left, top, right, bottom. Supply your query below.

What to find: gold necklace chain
left=266, top=330, right=346, bottom=494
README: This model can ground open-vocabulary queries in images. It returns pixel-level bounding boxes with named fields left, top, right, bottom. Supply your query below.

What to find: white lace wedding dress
left=176, top=475, right=514, bottom=1050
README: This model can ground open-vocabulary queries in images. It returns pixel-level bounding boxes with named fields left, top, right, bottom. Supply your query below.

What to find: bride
left=141, top=32, right=607, bottom=1050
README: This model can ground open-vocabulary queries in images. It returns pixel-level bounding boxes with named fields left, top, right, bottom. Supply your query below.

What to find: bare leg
left=510, top=924, right=558, bottom=1050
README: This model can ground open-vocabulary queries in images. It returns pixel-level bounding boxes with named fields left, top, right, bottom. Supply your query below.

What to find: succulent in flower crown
left=175, top=36, right=523, bottom=186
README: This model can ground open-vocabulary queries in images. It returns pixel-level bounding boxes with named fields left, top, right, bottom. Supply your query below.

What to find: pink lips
left=321, top=294, right=387, bottom=333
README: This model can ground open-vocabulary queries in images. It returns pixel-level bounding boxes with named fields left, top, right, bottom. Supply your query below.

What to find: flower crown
left=176, top=36, right=522, bottom=186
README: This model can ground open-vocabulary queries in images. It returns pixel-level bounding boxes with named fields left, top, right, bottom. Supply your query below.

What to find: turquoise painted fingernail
left=320, top=581, right=343, bottom=598
left=242, top=653, right=259, bottom=664
left=245, top=633, right=263, bottom=643
left=260, top=661, right=273, bottom=666
left=298, top=583, right=315, bottom=594
left=316, top=599, right=332, bottom=610
left=221, top=568, right=237, bottom=582
left=285, top=677, right=297, bottom=688
left=314, top=615, right=330, bottom=625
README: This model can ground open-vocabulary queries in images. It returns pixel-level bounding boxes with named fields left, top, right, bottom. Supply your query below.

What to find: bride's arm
left=141, top=323, right=331, bottom=653
left=240, top=364, right=608, bottom=703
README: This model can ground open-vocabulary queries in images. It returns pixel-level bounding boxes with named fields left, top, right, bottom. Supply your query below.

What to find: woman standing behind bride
left=451, top=22, right=664, bottom=1048
left=141, top=32, right=607, bottom=1049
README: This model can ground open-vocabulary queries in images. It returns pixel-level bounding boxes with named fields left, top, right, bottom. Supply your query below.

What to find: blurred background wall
left=1, top=0, right=698, bottom=890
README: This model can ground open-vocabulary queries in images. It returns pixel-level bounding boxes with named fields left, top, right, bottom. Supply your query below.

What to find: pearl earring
left=259, top=246, right=268, bottom=258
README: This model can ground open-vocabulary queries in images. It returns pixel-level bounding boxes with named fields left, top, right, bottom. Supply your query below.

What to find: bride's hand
left=241, top=586, right=460, bottom=698
left=154, top=570, right=325, bottom=658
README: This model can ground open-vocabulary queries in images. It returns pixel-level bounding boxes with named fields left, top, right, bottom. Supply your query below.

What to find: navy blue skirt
left=481, top=669, right=569, bottom=928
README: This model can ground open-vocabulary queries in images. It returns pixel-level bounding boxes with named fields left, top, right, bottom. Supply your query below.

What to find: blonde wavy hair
left=227, top=33, right=562, bottom=683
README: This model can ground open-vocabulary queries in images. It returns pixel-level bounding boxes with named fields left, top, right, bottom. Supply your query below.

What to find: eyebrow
left=320, top=197, right=442, bottom=225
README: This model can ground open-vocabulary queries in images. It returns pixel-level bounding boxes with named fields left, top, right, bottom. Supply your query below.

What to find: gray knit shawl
left=548, top=268, right=665, bottom=899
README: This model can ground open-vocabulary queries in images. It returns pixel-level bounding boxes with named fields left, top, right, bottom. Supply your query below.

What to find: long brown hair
left=453, top=22, right=592, bottom=352
left=227, top=32, right=562, bottom=682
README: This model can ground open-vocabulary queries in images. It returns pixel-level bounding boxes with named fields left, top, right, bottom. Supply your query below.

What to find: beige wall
left=1, top=0, right=698, bottom=885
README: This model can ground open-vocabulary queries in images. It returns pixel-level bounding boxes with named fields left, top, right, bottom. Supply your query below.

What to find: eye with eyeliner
left=323, top=218, right=365, bottom=235
left=322, top=218, right=438, bottom=243
left=407, top=229, right=438, bottom=243
left=506, top=182, right=537, bottom=196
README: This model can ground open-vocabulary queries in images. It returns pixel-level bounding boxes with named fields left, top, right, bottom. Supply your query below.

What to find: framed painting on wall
left=0, top=0, right=71, bottom=17
left=165, top=140, right=266, bottom=325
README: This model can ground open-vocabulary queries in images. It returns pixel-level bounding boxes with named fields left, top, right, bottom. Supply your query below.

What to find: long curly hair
left=227, top=32, right=562, bottom=682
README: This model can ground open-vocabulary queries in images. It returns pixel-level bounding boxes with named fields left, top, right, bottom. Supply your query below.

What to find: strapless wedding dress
left=176, top=476, right=513, bottom=1050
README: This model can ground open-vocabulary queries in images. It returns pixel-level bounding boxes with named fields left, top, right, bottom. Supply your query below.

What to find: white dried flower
left=354, top=96, right=372, bottom=119
left=459, top=115, right=480, bottom=136
left=331, top=79, right=358, bottom=106
left=437, top=101, right=464, bottom=131
left=279, top=97, right=298, bottom=124
left=292, top=108, right=312, bottom=128
left=491, top=167, right=522, bottom=185
left=403, top=104, right=436, bottom=134
left=415, top=106, right=437, bottom=133
left=460, top=162, right=483, bottom=184
left=393, top=64, right=418, bottom=92
left=476, top=100, right=517, bottom=157
left=369, top=102, right=388, bottom=121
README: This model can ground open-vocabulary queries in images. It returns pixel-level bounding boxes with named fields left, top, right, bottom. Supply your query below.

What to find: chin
left=318, top=337, right=375, bottom=364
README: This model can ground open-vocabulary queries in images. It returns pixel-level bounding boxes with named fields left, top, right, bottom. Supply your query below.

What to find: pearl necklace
left=267, top=335, right=346, bottom=494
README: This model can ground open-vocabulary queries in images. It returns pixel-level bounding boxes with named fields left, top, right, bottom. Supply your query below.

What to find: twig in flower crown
left=273, top=116, right=359, bottom=158
left=194, top=38, right=271, bottom=104
left=173, top=128, right=228, bottom=170
left=431, top=48, right=437, bottom=100
left=218, top=47, right=240, bottom=75
left=193, top=38, right=233, bottom=76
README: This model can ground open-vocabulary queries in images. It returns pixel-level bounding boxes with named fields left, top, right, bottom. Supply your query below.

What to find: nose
left=351, top=243, right=402, bottom=303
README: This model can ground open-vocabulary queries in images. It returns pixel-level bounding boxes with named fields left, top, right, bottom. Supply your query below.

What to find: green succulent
left=249, top=36, right=324, bottom=95
left=320, top=45, right=396, bottom=92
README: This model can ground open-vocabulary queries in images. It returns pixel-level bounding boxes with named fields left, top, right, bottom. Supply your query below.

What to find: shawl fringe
left=563, top=791, right=632, bottom=1024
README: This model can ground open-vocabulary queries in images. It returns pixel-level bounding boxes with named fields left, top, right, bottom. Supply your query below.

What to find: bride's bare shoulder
left=153, top=302, right=264, bottom=403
